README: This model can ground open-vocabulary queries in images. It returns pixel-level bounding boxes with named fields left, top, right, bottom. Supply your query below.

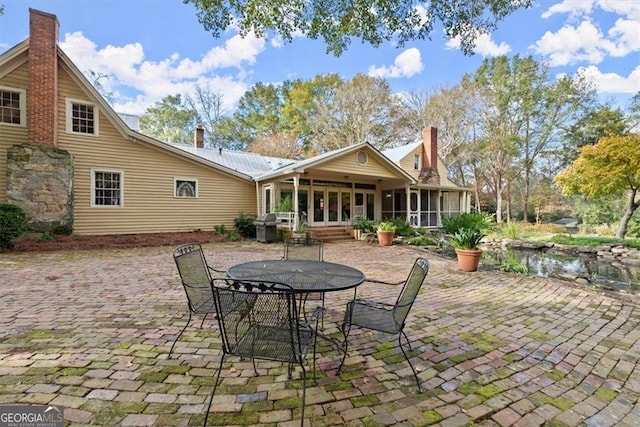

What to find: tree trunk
left=616, top=189, right=639, bottom=239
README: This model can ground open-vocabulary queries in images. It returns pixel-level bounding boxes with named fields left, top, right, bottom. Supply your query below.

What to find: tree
left=88, top=70, right=114, bottom=103
left=469, top=55, right=594, bottom=223
left=139, top=95, right=198, bottom=144
left=309, top=74, right=412, bottom=152
left=224, top=82, right=286, bottom=150
left=247, top=131, right=302, bottom=158
left=186, top=0, right=532, bottom=56
left=184, top=86, right=226, bottom=148
left=560, top=104, right=628, bottom=168
left=555, top=134, right=640, bottom=239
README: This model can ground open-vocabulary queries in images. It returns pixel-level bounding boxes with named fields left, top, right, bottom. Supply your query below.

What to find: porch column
left=437, top=189, right=442, bottom=226
left=293, top=176, right=300, bottom=230
left=405, top=184, right=411, bottom=225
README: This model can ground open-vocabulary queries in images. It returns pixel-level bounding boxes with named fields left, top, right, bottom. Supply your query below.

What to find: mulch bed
left=4, top=231, right=227, bottom=252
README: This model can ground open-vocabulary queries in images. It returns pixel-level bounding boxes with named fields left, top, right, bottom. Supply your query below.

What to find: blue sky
left=1, top=0, right=639, bottom=116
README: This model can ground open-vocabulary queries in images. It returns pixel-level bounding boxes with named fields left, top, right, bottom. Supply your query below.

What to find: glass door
left=312, top=190, right=325, bottom=225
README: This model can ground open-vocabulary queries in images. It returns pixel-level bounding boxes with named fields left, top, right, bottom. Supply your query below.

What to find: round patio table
left=227, top=259, right=365, bottom=293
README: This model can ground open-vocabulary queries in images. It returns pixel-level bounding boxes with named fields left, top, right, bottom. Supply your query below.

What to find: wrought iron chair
left=282, top=237, right=325, bottom=322
left=169, top=243, right=227, bottom=359
left=337, top=257, right=430, bottom=392
left=204, top=278, right=319, bottom=426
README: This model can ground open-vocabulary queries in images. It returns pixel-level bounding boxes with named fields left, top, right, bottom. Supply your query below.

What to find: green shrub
left=498, top=251, right=528, bottom=274
left=407, top=235, right=438, bottom=246
left=442, top=213, right=493, bottom=235
left=234, top=212, right=256, bottom=238
left=354, top=217, right=375, bottom=233
left=502, top=222, right=520, bottom=239
left=0, top=203, right=27, bottom=249
left=213, top=224, right=227, bottom=235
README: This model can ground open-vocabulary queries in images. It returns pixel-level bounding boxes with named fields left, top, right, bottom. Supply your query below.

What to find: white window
left=92, top=169, right=123, bottom=207
left=414, top=154, right=420, bottom=170
left=174, top=178, right=198, bottom=198
left=0, top=86, right=26, bottom=126
left=66, top=98, right=98, bottom=135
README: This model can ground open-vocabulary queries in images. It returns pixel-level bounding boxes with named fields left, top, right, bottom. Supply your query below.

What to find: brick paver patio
left=2, top=240, right=640, bottom=426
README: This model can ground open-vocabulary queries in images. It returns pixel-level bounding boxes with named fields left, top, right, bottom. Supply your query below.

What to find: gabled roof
left=0, top=38, right=257, bottom=182
left=166, top=143, right=296, bottom=179
left=256, top=142, right=416, bottom=183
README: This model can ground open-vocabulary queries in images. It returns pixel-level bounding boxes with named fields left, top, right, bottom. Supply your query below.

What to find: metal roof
left=382, top=141, right=421, bottom=163
left=167, top=143, right=296, bottom=178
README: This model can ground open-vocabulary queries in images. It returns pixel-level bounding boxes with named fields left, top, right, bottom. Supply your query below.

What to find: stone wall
left=7, top=144, right=73, bottom=234
left=482, top=238, right=640, bottom=266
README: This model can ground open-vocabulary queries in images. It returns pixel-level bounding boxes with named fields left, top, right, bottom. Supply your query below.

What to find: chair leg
left=336, top=322, right=352, bottom=375
left=199, top=313, right=209, bottom=328
left=299, top=364, right=307, bottom=427
left=203, top=355, right=225, bottom=426
left=168, top=311, right=193, bottom=359
left=398, top=331, right=422, bottom=393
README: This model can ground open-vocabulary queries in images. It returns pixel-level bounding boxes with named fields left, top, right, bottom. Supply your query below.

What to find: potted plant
left=292, top=216, right=307, bottom=239
left=442, top=213, right=492, bottom=272
left=376, top=221, right=396, bottom=246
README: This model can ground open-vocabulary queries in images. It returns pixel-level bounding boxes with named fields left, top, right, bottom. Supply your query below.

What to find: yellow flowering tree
left=555, top=134, right=640, bottom=238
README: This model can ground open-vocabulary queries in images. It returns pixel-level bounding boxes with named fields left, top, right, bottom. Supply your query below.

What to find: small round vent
left=356, top=150, right=368, bottom=166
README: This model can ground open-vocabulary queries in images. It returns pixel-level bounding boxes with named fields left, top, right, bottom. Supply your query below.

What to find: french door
left=312, top=188, right=352, bottom=226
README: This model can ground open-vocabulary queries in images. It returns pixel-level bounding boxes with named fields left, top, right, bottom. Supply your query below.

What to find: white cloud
left=444, top=33, right=510, bottom=57
left=367, top=48, right=423, bottom=78
left=576, top=64, right=640, bottom=94
left=535, top=0, right=640, bottom=66
left=541, top=0, right=596, bottom=19
left=59, top=31, right=263, bottom=115
left=531, top=20, right=608, bottom=66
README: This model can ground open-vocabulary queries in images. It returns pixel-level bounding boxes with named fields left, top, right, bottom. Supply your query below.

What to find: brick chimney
left=27, top=9, right=59, bottom=147
left=418, top=127, right=440, bottom=184
left=194, top=125, right=205, bottom=148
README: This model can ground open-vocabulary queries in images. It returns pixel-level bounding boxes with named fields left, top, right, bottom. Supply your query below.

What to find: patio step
left=308, top=226, right=354, bottom=242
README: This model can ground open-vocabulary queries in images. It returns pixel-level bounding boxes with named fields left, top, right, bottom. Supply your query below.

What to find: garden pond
left=481, top=247, right=640, bottom=293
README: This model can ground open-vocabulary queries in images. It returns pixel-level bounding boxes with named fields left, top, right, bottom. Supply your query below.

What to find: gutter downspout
left=255, top=181, right=260, bottom=215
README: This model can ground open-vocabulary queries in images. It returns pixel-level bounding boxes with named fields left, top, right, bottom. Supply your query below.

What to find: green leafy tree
left=139, top=95, right=198, bottom=144
left=217, top=82, right=286, bottom=150
left=560, top=104, right=629, bottom=168
left=469, top=55, right=594, bottom=223
left=555, top=134, right=640, bottom=239
left=185, top=0, right=532, bottom=56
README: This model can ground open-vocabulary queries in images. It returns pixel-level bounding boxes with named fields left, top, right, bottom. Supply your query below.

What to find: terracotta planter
left=455, top=248, right=482, bottom=272
left=377, top=230, right=394, bottom=246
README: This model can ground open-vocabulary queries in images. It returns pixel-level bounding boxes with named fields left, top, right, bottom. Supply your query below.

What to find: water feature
left=482, top=248, right=640, bottom=293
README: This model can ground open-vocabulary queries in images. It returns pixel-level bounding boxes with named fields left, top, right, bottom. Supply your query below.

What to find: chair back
left=211, top=278, right=312, bottom=363
left=283, top=238, right=323, bottom=262
left=392, top=257, right=429, bottom=327
left=173, top=243, right=214, bottom=314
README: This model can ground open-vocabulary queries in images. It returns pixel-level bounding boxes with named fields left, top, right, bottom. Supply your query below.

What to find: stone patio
left=1, top=240, right=640, bottom=426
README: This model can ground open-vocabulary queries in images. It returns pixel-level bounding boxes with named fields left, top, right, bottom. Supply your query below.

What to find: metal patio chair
left=282, top=237, right=325, bottom=322
left=169, top=243, right=227, bottom=359
left=337, top=257, right=430, bottom=392
left=204, top=278, right=319, bottom=426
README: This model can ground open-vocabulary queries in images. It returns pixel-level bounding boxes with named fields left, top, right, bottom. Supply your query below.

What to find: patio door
left=312, top=188, right=349, bottom=226
left=354, top=191, right=375, bottom=220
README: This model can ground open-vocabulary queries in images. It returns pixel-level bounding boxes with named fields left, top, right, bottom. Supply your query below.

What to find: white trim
left=173, top=177, right=198, bottom=198
left=66, top=97, right=99, bottom=136
left=0, top=85, right=26, bottom=127
left=91, top=168, right=124, bottom=208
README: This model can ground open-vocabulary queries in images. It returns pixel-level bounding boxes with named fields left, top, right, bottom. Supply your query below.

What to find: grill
left=254, top=213, right=277, bottom=243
